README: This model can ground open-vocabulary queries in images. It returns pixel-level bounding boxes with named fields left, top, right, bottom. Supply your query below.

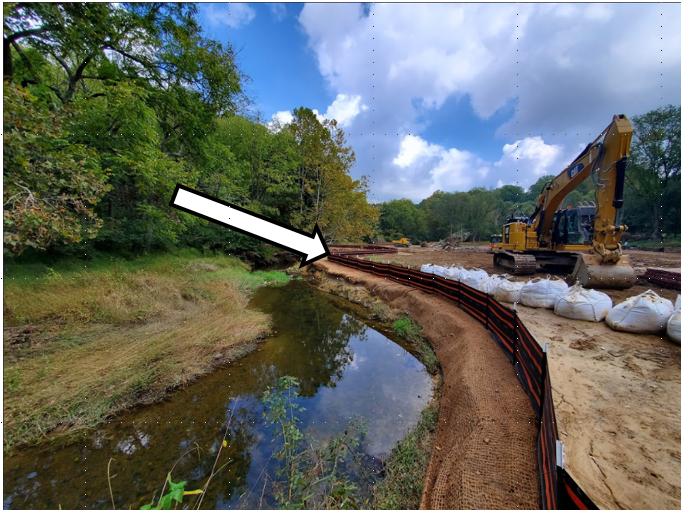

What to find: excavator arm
left=528, top=114, right=633, bottom=262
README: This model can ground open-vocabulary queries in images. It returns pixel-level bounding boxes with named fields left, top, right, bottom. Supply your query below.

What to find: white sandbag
left=520, top=277, right=569, bottom=309
left=461, top=268, right=489, bottom=289
left=479, top=275, right=506, bottom=295
left=444, top=265, right=465, bottom=281
left=493, top=279, right=524, bottom=304
left=666, top=295, right=681, bottom=344
left=606, top=290, right=674, bottom=334
left=420, top=264, right=434, bottom=274
left=554, top=284, right=613, bottom=322
left=432, top=265, right=447, bottom=278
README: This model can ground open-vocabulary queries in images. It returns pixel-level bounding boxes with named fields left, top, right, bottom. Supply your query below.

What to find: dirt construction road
left=364, top=246, right=681, bottom=510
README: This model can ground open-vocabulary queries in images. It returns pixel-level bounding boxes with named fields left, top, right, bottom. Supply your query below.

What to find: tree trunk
left=4, top=40, right=13, bottom=80
left=145, top=224, right=153, bottom=252
left=652, top=203, right=663, bottom=241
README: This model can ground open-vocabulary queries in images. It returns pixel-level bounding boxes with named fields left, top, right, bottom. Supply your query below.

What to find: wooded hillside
left=3, top=2, right=375, bottom=257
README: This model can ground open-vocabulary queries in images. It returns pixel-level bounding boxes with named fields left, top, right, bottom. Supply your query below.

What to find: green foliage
left=392, top=316, right=439, bottom=375
left=379, top=200, right=426, bottom=242
left=286, top=108, right=376, bottom=243
left=4, top=5, right=376, bottom=258
left=624, top=104, right=681, bottom=239
left=140, top=474, right=191, bottom=510
left=392, top=316, right=424, bottom=344
left=3, top=82, right=111, bottom=255
left=261, top=376, right=367, bottom=509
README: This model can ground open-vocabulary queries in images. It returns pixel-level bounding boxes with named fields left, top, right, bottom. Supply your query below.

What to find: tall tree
left=624, top=104, right=681, bottom=239
left=379, top=199, right=426, bottom=241
left=286, top=108, right=373, bottom=242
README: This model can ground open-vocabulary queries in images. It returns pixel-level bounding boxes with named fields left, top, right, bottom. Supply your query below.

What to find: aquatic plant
left=261, top=376, right=368, bottom=509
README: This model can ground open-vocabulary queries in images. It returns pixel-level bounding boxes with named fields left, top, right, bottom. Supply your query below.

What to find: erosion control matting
left=312, top=260, right=541, bottom=510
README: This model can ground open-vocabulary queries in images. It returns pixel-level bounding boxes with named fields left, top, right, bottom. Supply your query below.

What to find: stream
left=3, top=280, right=433, bottom=509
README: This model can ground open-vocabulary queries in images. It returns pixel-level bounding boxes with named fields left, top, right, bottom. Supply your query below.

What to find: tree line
left=377, top=105, right=681, bottom=244
left=3, top=2, right=375, bottom=257
left=3, top=3, right=679, bottom=257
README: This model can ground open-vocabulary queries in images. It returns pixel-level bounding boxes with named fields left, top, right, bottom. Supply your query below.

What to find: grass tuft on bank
left=392, top=316, right=440, bottom=375
left=3, top=250, right=285, bottom=451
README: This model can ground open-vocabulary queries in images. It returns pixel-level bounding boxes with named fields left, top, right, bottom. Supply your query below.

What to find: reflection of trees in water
left=173, top=399, right=259, bottom=505
left=253, top=283, right=369, bottom=398
left=2, top=404, right=256, bottom=510
left=4, top=283, right=381, bottom=510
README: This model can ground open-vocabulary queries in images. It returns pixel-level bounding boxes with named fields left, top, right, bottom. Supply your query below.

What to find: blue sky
left=198, top=3, right=681, bottom=203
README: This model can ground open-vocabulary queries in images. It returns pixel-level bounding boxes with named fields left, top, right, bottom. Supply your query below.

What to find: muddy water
left=3, top=280, right=433, bottom=509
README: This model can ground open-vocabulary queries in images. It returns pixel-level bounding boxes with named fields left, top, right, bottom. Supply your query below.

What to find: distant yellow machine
left=489, top=233, right=503, bottom=253
left=392, top=238, right=411, bottom=247
left=493, top=114, right=637, bottom=289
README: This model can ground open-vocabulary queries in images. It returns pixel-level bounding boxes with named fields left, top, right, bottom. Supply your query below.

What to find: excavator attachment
left=570, top=253, right=637, bottom=289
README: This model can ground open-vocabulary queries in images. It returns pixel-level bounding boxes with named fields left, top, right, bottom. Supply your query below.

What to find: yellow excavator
left=493, top=114, right=637, bottom=289
left=392, top=237, right=411, bottom=247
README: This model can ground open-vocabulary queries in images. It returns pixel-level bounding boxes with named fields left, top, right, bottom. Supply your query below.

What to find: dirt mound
left=309, top=261, right=541, bottom=510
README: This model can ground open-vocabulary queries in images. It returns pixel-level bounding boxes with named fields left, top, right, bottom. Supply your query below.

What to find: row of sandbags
left=606, top=290, right=679, bottom=342
left=420, top=264, right=489, bottom=289
left=478, top=275, right=568, bottom=309
left=421, top=264, right=680, bottom=343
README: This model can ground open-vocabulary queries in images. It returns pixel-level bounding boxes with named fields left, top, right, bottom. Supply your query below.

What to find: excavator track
left=493, top=251, right=537, bottom=275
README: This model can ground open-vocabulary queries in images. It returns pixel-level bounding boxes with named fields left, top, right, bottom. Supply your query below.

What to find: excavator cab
left=551, top=203, right=596, bottom=246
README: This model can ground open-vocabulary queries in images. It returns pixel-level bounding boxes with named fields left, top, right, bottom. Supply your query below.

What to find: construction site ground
left=362, top=245, right=681, bottom=510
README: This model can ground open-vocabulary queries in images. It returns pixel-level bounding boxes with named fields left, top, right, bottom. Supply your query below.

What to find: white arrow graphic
left=170, top=185, right=330, bottom=267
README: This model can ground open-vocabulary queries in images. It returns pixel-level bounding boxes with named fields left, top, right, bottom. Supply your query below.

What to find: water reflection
left=3, top=281, right=432, bottom=509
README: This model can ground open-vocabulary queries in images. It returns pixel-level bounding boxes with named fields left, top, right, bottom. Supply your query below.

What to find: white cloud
left=321, top=94, right=368, bottom=128
left=497, top=137, right=563, bottom=177
left=205, top=4, right=256, bottom=29
left=386, top=136, right=491, bottom=199
left=385, top=135, right=571, bottom=200
left=269, top=3, right=287, bottom=22
left=265, top=94, right=367, bottom=132
left=297, top=3, right=680, bottom=201
left=393, top=136, right=441, bottom=169
left=265, top=110, right=295, bottom=132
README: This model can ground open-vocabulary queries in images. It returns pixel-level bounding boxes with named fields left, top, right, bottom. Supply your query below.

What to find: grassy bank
left=391, top=316, right=440, bottom=375
left=3, top=249, right=289, bottom=451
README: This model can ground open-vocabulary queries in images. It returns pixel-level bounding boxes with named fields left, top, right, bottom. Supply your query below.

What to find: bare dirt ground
left=365, top=246, right=682, bottom=510
left=369, top=246, right=680, bottom=305
left=308, top=260, right=541, bottom=510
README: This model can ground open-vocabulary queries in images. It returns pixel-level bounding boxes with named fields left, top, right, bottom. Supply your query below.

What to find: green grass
left=373, top=400, right=440, bottom=510
left=626, top=235, right=681, bottom=250
left=392, top=316, right=439, bottom=375
left=392, top=316, right=424, bottom=343
left=3, top=250, right=284, bottom=451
